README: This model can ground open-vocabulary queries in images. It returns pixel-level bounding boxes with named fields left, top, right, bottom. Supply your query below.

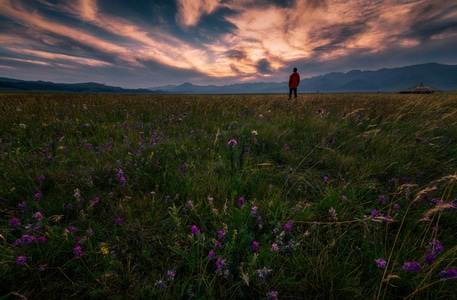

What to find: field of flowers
left=1, top=93, right=456, bottom=299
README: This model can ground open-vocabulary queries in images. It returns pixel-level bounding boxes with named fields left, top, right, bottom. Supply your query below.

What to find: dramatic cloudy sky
left=1, top=0, right=457, bottom=88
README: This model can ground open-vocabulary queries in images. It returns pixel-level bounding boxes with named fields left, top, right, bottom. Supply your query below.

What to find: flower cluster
left=375, top=258, right=386, bottom=269
left=271, top=223, right=296, bottom=254
left=215, top=257, right=229, bottom=278
left=402, top=261, right=422, bottom=273
left=154, top=269, right=177, bottom=290
left=440, top=269, right=457, bottom=281
left=73, top=245, right=84, bottom=259
left=16, top=256, right=27, bottom=265
left=266, top=291, right=279, bottom=300
left=117, top=169, right=126, bottom=185
left=257, top=266, right=273, bottom=280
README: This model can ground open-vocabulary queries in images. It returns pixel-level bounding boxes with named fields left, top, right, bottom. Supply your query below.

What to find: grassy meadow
left=1, top=93, right=457, bottom=299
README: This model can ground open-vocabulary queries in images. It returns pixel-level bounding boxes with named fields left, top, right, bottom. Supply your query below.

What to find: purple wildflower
left=402, top=261, right=422, bottom=272
left=33, top=212, right=43, bottom=221
left=38, top=174, right=45, bottom=181
left=323, top=176, right=329, bottom=183
left=68, top=226, right=77, bottom=233
left=257, top=266, right=273, bottom=280
left=371, top=209, right=379, bottom=217
left=155, top=279, right=167, bottom=289
left=251, top=241, right=259, bottom=251
left=191, top=225, right=200, bottom=235
left=185, top=200, right=193, bottom=209
left=34, top=192, right=42, bottom=200
left=37, top=236, right=47, bottom=244
left=428, top=239, right=444, bottom=255
left=180, top=163, right=188, bottom=173
left=114, top=217, right=123, bottom=225
left=424, top=253, right=436, bottom=265
left=251, top=206, right=258, bottom=216
left=208, top=250, right=215, bottom=260
left=440, top=269, right=457, bottom=281
left=73, top=245, right=84, bottom=259
left=238, top=197, right=245, bottom=208
left=379, top=195, right=386, bottom=204
left=16, top=256, right=27, bottom=265
left=393, top=203, right=401, bottom=209
left=217, top=230, right=225, bottom=240
left=17, top=201, right=27, bottom=212
left=167, top=270, right=176, bottom=281
left=91, top=196, right=100, bottom=204
left=228, top=139, right=237, bottom=147
left=284, top=221, right=292, bottom=232
left=9, top=217, right=21, bottom=227
left=329, top=207, right=337, bottom=220
left=266, top=291, right=279, bottom=300
left=215, top=257, right=228, bottom=277
left=39, top=264, right=48, bottom=272
left=271, top=243, right=279, bottom=252
left=117, top=169, right=126, bottom=185
left=215, top=241, right=222, bottom=249
left=21, top=234, right=36, bottom=244
left=375, top=258, right=387, bottom=268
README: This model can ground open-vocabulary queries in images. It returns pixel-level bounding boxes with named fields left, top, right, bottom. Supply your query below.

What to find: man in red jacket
left=288, top=67, right=300, bottom=100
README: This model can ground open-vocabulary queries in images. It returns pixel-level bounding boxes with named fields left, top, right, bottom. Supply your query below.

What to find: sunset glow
left=0, top=0, right=456, bottom=88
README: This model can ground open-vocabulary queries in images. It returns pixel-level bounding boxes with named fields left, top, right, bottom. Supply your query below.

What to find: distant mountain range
left=150, top=63, right=457, bottom=93
left=0, top=78, right=154, bottom=94
left=1, top=63, right=456, bottom=94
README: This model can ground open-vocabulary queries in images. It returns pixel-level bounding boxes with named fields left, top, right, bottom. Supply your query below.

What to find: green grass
left=1, top=93, right=457, bottom=299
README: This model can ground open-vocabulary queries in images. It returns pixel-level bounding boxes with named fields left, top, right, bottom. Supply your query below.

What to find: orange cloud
left=175, top=0, right=220, bottom=28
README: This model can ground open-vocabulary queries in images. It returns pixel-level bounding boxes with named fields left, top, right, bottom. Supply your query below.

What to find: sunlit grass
left=1, top=93, right=456, bottom=299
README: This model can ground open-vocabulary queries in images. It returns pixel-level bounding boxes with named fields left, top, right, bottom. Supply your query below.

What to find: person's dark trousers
left=289, top=88, right=297, bottom=99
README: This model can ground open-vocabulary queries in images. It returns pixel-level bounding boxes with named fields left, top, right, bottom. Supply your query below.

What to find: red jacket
left=289, top=72, right=300, bottom=88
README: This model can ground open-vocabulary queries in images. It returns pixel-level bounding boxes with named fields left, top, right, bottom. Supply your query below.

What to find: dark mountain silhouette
left=151, top=63, right=457, bottom=93
left=0, top=78, right=154, bottom=94
left=1, top=63, right=456, bottom=94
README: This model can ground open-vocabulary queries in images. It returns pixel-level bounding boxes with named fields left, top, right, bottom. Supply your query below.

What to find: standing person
left=288, top=67, right=300, bottom=100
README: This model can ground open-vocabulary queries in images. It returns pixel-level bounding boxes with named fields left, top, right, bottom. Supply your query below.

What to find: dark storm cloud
left=226, top=49, right=247, bottom=60
left=256, top=58, right=272, bottom=74
left=405, top=3, right=457, bottom=41
left=268, top=0, right=295, bottom=8
left=197, top=7, right=238, bottom=36
left=311, top=21, right=368, bottom=50
left=304, top=0, right=328, bottom=9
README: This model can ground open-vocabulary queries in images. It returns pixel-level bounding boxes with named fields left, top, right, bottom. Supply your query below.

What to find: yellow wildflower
left=101, top=246, right=109, bottom=255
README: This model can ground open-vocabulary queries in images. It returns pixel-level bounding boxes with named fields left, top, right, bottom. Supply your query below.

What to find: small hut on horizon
left=399, top=82, right=440, bottom=94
